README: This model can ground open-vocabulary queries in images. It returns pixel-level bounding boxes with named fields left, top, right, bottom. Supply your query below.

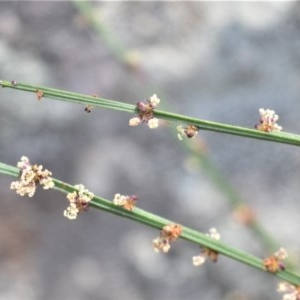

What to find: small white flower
left=256, top=108, right=282, bottom=132
left=147, top=118, right=159, bottom=129
left=192, top=255, right=206, bottom=266
left=129, top=117, right=142, bottom=127
left=113, top=193, right=127, bottom=206
left=277, top=282, right=300, bottom=300
left=207, top=228, right=221, bottom=240
left=149, top=94, right=160, bottom=107
left=275, top=248, right=288, bottom=260
left=63, top=203, right=79, bottom=220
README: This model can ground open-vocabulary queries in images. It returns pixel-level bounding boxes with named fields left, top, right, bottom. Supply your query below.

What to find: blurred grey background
left=1, top=2, right=300, bottom=300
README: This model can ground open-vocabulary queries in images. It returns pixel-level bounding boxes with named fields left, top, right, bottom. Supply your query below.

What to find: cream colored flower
left=11, top=156, right=54, bottom=197
left=63, top=184, right=94, bottom=220
left=129, top=94, right=161, bottom=129
left=255, top=108, right=282, bottom=132
left=192, top=228, right=221, bottom=267
left=277, top=282, right=300, bottom=300
left=149, top=94, right=160, bottom=107
left=63, top=203, right=80, bottom=220
left=152, top=224, right=182, bottom=253
left=147, top=118, right=159, bottom=129
left=192, top=255, right=206, bottom=266
left=129, top=117, right=142, bottom=127
left=152, top=237, right=171, bottom=253
left=113, top=193, right=138, bottom=211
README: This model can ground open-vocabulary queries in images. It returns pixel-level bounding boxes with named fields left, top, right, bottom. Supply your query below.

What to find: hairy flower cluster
left=129, top=94, right=160, bottom=129
left=113, top=193, right=138, bottom=211
left=255, top=108, right=282, bottom=132
left=192, top=228, right=221, bottom=266
left=177, top=125, right=200, bottom=140
left=263, top=247, right=288, bottom=273
left=153, top=223, right=182, bottom=253
left=64, top=184, right=94, bottom=220
left=10, top=156, right=54, bottom=197
left=277, top=282, right=300, bottom=300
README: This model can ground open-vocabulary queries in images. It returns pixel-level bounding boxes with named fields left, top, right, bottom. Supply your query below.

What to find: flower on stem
left=63, top=184, right=94, bottom=220
left=255, top=108, right=282, bottom=132
left=84, top=105, right=93, bottom=113
left=277, top=282, right=300, bottom=300
left=152, top=223, right=182, bottom=253
left=129, top=94, right=160, bottom=129
left=192, top=228, right=221, bottom=266
left=232, top=204, right=256, bottom=225
left=177, top=125, right=200, bottom=140
left=10, top=156, right=54, bottom=197
left=84, top=94, right=99, bottom=113
left=263, top=247, right=288, bottom=273
left=36, top=90, right=44, bottom=101
left=113, top=193, right=138, bottom=211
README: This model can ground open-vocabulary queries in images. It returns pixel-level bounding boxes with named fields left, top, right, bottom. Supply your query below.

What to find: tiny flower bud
left=149, top=94, right=160, bottom=107
left=255, top=108, right=282, bottom=132
left=177, top=125, right=199, bottom=140
left=277, top=282, right=300, bottom=300
left=113, top=193, right=138, bottom=211
left=232, top=204, right=256, bottom=225
left=137, top=101, right=148, bottom=112
left=64, top=184, right=94, bottom=220
left=130, top=95, right=161, bottom=129
left=36, top=90, right=44, bottom=101
left=129, top=117, right=142, bottom=127
left=147, top=118, right=159, bottom=129
left=192, top=228, right=221, bottom=267
left=192, top=255, right=206, bottom=266
left=263, top=248, right=288, bottom=273
left=85, top=105, right=93, bottom=113
left=152, top=224, right=182, bottom=253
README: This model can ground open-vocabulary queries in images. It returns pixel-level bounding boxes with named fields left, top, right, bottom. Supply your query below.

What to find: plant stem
left=1, top=80, right=300, bottom=147
left=72, top=1, right=127, bottom=62
left=1, top=161, right=299, bottom=285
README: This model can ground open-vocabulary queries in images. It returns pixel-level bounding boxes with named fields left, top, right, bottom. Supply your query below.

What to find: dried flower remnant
left=10, top=156, right=54, bottom=197
left=232, top=204, right=256, bottom=225
left=84, top=105, right=93, bottom=113
left=84, top=94, right=99, bottom=113
left=152, top=223, right=182, bottom=253
left=177, top=125, right=200, bottom=140
left=36, top=90, right=44, bottom=101
left=277, top=282, right=300, bottom=300
left=192, top=228, right=221, bottom=266
left=63, top=184, right=94, bottom=220
left=255, top=108, right=282, bottom=132
left=263, top=247, right=288, bottom=273
left=113, top=193, right=138, bottom=211
left=129, top=94, right=160, bottom=129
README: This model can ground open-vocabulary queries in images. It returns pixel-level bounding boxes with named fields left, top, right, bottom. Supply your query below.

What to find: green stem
left=1, top=161, right=299, bottom=285
left=1, top=80, right=300, bottom=147
left=187, top=144, right=279, bottom=251
left=73, top=1, right=127, bottom=62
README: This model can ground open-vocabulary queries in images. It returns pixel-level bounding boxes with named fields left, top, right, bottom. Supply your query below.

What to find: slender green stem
left=0, top=161, right=299, bottom=285
left=73, top=1, right=127, bottom=62
left=1, top=80, right=300, bottom=147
